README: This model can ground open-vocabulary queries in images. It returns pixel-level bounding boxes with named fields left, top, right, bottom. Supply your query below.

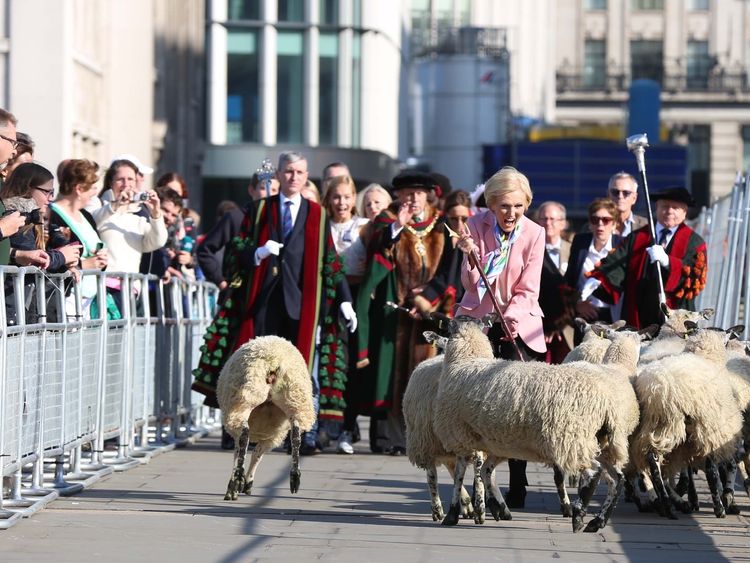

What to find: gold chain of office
left=403, top=215, right=440, bottom=257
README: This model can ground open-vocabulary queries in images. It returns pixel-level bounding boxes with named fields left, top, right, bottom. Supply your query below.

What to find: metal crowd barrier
left=694, top=170, right=750, bottom=336
left=0, top=267, right=219, bottom=529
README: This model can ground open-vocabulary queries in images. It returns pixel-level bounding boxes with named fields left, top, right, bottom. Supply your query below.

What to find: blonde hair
left=483, top=166, right=533, bottom=209
left=322, top=175, right=358, bottom=216
left=301, top=180, right=321, bottom=203
left=357, top=183, right=392, bottom=217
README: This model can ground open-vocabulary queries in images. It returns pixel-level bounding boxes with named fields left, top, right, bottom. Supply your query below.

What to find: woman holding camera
left=93, top=159, right=167, bottom=312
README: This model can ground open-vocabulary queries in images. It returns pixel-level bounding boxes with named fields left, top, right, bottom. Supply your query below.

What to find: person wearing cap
left=355, top=169, right=454, bottom=456
left=192, top=151, right=357, bottom=455
left=111, top=153, right=154, bottom=191
left=586, top=187, right=707, bottom=328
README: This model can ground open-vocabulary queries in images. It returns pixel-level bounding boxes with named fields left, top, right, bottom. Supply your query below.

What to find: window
left=319, top=32, right=339, bottom=145
left=277, top=31, right=304, bottom=143
left=585, top=0, right=607, bottom=10
left=279, top=0, right=304, bottom=22
left=352, top=0, right=361, bottom=26
left=686, top=124, right=710, bottom=207
left=742, top=126, right=750, bottom=173
left=411, top=0, right=431, bottom=54
left=227, top=0, right=259, bottom=20
left=226, top=30, right=259, bottom=143
left=686, top=41, right=711, bottom=90
left=631, top=40, right=663, bottom=84
left=688, top=0, right=709, bottom=10
left=352, top=32, right=361, bottom=147
left=632, top=0, right=663, bottom=9
left=457, top=0, right=470, bottom=25
left=583, top=40, right=606, bottom=89
left=319, top=0, right=338, bottom=25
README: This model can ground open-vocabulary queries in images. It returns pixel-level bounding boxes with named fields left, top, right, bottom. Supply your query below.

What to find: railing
left=0, top=268, right=219, bottom=529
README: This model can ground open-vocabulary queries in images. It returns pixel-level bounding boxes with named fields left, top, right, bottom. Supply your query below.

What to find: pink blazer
left=455, top=212, right=547, bottom=354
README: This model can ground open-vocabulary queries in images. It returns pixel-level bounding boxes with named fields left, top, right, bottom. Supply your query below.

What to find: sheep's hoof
left=441, top=504, right=461, bottom=526
left=637, top=500, right=654, bottom=513
left=583, top=516, right=604, bottom=533
left=726, top=503, right=740, bottom=515
left=743, top=478, right=750, bottom=498
left=289, top=468, right=301, bottom=494
left=460, top=497, right=474, bottom=519
left=561, top=503, right=573, bottom=518
left=572, top=506, right=586, bottom=533
left=673, top=499, right=692, bottom=514
left=656, top=500, right=677, bottom=520
left=713, top=504, right=726, bottom=518
left=486, top=497, right=502, bottom=521
left=722, top=493, right=740, bottom=515
left=473, top=504, right=485, bottom=525
left=431, top=505, right=445, bottom=522
left=243, top=479, right=253, bottom=496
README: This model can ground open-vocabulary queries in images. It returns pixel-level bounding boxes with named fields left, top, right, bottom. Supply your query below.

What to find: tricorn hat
left=391, top=170, right=439, bottom=197
left=650, top=187, right=696, bottom=207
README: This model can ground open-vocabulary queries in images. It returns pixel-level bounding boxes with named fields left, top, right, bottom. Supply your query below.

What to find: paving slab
left=2, top=429, right=750, bottom=562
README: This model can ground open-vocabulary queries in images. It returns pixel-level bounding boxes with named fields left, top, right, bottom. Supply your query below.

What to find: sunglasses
left=610, top=188, right=635, bottom=198
left=448, top=215, right=469, bottom=223
left=590, top=216, right=614, bottom=225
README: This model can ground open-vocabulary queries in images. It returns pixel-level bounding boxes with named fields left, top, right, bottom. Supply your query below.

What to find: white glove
left=340, top=302, right=357, bottom=333
left=254, top=240, right=284, bottom=264
left=646, top=245, right=669, bottom=268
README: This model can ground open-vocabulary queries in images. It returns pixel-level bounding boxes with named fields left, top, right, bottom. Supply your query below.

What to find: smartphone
left=95, top=242, right=105, bottom=252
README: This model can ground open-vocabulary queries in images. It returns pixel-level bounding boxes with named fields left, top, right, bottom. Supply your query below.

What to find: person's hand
left=14, top=249, right=51, bottom=269
left=255, top=240, right=284, bottom=262
left=575, top=300, right=598, bottom=322
left=0, top=211, right=25, bottom=238
left=167, top=266, right=183, bottom=279
left=144, top=190, right=162, bottom=219
left=68, top=267, right=81, bottom=284
left=218, top=280, right=228, bottom=291
left=58, top=243, right=82, bottom=268
left=114, top=187, right=136, bottom=209
left=95, top=248, right=108, bottom=269
left=396, top=201, right=412, bottom=228
left=409, top=294, right=432, bottom=319
left=176, top=250, right=192, bottom=266
left=646, top=245, right=669, bottom=268
left=456, top=232, right=477, bottom=255
left=340, top=302, right=357, bottom=333
left=165, top=247, right=177, bottom=260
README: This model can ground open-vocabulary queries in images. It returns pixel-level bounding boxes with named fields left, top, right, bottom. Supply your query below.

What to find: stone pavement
left=2, top=429, right=750, bottom=563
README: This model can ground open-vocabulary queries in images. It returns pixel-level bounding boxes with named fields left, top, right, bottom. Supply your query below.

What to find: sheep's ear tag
left=481, top=314, right=494, bottom=328
left=423, top=331, right=439, bottom=345
left=701, top=307, right=715, bottom=320
left=727, top=325, right=745, bottom=340
left=590, top=325, right=607, bottom=338
left=660, top=302, right=671, bottom=318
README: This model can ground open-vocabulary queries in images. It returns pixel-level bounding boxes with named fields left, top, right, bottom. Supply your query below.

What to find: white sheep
left=638, top=305, right=714, bottom=365
left=631, top=327, right=743, bottom=519
left=562, top=318, right=624, bottom=364
left=434, top=318, right=640, bottom=532
left=217, top=335, right=316, bottom=500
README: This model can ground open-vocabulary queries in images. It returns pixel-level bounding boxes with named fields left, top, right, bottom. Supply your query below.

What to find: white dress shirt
left=579, top=237, right=614, bottom=309
left=655, top=224, right=676, bottom=247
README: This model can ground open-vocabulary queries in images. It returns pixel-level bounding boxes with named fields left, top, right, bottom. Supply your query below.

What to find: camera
left=131, top=191, right=149, bottom=203
left=3, top=208, right=41, bottom=225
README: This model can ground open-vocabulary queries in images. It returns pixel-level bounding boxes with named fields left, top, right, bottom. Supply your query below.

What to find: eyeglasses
left=34, top=186, right=55, bottom=200
left=539, top=217, right=563, bottom=223
left=610, top=188, right=635, bottom=198
left=590, top=215, right=614, bottom=225
left=0, top=134, right=18, bottom=150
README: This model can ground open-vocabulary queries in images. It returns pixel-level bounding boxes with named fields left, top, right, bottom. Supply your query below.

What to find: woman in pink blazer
left=454, top=166, right=546, bottom=508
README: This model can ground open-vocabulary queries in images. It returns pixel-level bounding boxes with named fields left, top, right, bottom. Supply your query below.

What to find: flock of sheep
left=213, top=305, right=750, bottom=534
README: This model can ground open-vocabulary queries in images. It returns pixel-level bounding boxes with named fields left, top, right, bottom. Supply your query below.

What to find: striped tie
left=282, top=201, right=293, bottom=241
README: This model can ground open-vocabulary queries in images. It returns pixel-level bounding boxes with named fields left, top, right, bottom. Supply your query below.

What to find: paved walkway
left=3, top=430, right=750, bottom=562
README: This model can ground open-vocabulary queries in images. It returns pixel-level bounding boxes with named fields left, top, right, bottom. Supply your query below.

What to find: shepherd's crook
left=626, top=133, right=667, bottom=306
left=445, top=223, right=525, bottom=361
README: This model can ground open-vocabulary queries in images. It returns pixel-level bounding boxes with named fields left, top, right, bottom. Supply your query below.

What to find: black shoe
left=387, top=446, right=406, bottom=456
left=300, top=442, right=319, bottom=456
left=505, top=487, right=527, bottom=509
left=220, top=429, right=235, bottom=450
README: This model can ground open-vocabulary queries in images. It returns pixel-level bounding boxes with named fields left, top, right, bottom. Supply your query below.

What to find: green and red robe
left=192, top=198, right=347, bottom=419
left=588, top=223, right=707, bottom=328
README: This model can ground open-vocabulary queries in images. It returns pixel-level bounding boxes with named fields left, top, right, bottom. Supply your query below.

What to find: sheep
left=434, top=317, right=641, bottom=532
left=217, top=335, right=316, bottom=501
left=630, top=326, right=743, bottom=519
left=562, top=318, right=626, bottom=364
left=638, top=305, right=714, bottom=365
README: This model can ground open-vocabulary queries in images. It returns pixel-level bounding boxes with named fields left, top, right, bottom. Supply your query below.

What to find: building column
left=208, top=0, right=227, bottom=144
left=711, top=121, right=741, bottom=199
left=261, top=0, right=277, bottom=145
left=337, top=0, right=353, bottom=148
left=306, top=0, right=320, bottom=147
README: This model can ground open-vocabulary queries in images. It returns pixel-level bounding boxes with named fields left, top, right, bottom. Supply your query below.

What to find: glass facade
left=585, top=0, right=607, bottom=9
left=279, top=0, right=304, bottom=22
left=687, top=0, right=709, bottom=10
left=631, top=0, right=664, bottom=9
left=227, top=30, right=259, bottom=142
left=631, top=40, right=663, bottom=84
left=583, top=40, right=606, bottom=89
left=319, top=32, right=339, bottom=145
left=352, top=32, right=361, bottom=148
left=687, top=41, right=711, bottom=90
left=227, top=0, right=259, bottom=20
left=319, top=0, right=338, bottom=25
left=277, top=31, right=304, bottom=143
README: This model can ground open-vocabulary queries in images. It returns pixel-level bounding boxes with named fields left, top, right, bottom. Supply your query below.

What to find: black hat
left=430, top=172, right=452, bottom=198
left=651, top=187, right=696, bottom=207
left=391, top=170, right=439, bottom=196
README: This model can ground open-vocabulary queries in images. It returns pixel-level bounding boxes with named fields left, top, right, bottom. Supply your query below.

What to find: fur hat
left=391, top=171, right=439, bottom=197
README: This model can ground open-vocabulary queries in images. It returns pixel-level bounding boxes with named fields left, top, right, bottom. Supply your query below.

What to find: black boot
left=220, top=427, right=235, bottom=450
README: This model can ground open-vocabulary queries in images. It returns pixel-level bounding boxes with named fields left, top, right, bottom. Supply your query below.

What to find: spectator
left=301, top=180, right=321, bottom=203
left=321, top=161, right=350, bottom=198
left=536, top=201, right=575, bottom=363
left=454, top=166, right=547, bottom=508
left=355, top=171, right=454, bottom=456
left=111, top=153, right=153, bottom=193
left=321, top=174, right=369, bottom=454
left=93, top=159, right=167, bottom=312
left=140, top=187, right=187, bottom=282
left=587, top=187, right=707, bottom=328
left=48, top=159, right=108, bottom=316
left=357, top=183, right=391, bottom=220
left=0, top=108, right=25, bottom=265
left=192, top=151, right=356, bottom=457
left=565, top=198, right=621, bottom=341
left=607, top=171, right=648, bottom=237
left=155, top=171, right=201, bottom=229
left=249, top=172, right=280, bottom=200
left=1, top=132, right=34, bottom=181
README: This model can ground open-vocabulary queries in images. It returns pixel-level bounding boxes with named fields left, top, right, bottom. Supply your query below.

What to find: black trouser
left=256, top=285, right=299, bottom=342
left=488, top=325, right=544, bottom=492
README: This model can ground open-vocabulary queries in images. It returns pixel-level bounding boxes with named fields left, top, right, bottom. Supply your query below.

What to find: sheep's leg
left=481, top=458, right=512, bottom=521
left=583, top=465, right=624, bottom=532
left=686, top=465, right=699, bottom=511
left=445, top=459, right=474, bottom=519
left=224, top=424, right=250, bottom=501
left=739, top=453, right=750, bottom=498
left=426, top=465, right=444, bottom=522
left=572, top=462, right=603, bottom=533
left=674, top=467, right=689, bottom=496
left=646, top=452, right=677, bottom=519
left=705, top=457, right=726, bottom=518
left=289, top=421, right=302, bottom=494
left=553, top=465, right=573, bottom=517
left=472, top=452, right=486, bottom=525
left=664, top=470, right=692, bottom=514
left=242, top=441, right=271, bottom=495
left=721, top=457, right=741, bottom=515
left=442, top=456, right=469, bottom=526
